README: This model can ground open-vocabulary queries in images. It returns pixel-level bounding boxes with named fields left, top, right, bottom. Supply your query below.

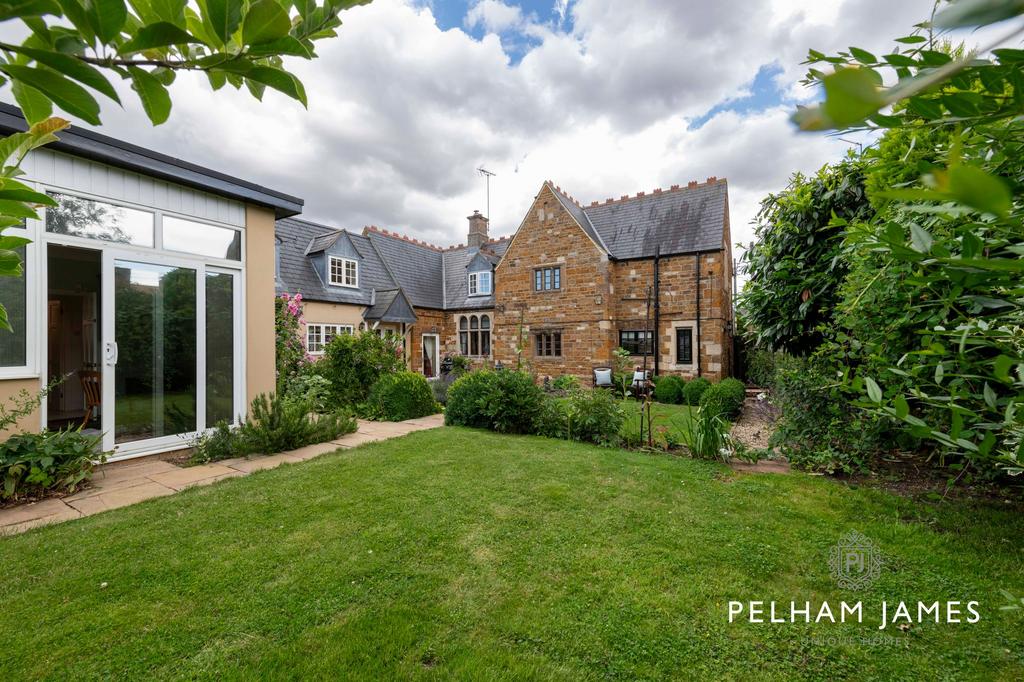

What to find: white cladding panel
left=22, top=148, right=246, bottom=227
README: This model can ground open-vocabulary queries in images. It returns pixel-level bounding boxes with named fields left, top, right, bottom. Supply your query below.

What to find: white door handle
left=105, top=341, right=118, bottom=366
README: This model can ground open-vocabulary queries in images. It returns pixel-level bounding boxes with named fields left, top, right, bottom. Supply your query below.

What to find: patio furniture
left=79, top=370, right=101, bottom=428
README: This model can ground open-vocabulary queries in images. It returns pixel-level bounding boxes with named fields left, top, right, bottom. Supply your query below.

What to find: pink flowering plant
left=276, top=293, right=308, bottom=393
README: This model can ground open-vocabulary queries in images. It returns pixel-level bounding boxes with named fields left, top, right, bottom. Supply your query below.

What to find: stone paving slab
left=65, top=481, right=176, bottom=515
left=148, top=464, right=243, bottom=491
left=0, top=414, right=445, bottom=535
left=228, top=452, right=303, bottom=473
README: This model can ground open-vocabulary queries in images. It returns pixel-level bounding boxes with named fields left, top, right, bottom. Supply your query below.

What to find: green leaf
left=120, top=21, right=199, bottom=52
left=149, top=0, right=188, bottom=25
left=909, top=224, right=933, bottom=253
left=0, top=0, right=61, bottom=18
left=56, top=0, right=97, bottom=42
left=865, top=376, right=882, bottom=403
left=127, top=66, right=172, bottom=124
left=983, top=382, right=998, bottom=410
left=87, top=0, right=128, bottom=43
left=894, top=393, right=909, bottom=418
left=934, top=0, right=1024, bottom=29
left=0, top=65, right=101, bottom=124
left=201, top=0, right=243, bottom=45
left=894, top=35, right=927, bottom=44
left=822, top=68, right=885, bottom=127
left=994, top=355, right=1014, bottom=382
left=849, top=46, right=877, bottom=64
left=0, top=199, right=39, bottom=219
left=11, top=81, right=52, bottom=124
left=7, top=45, right=120, bottom=102
left=242, top=0, right=291, bottom=46
left=240, top=65, right=306, bottom=105
left=246, top=35, right=312, bottom=58
left=0, top=186, right=55, bottom=204
left=947, top=165, right=1012, bottom=216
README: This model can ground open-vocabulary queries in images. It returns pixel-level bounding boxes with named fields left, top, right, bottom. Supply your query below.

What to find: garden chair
left=593, top=367, right=613, bottom=388
left=79, top=370, right=101, bottom=428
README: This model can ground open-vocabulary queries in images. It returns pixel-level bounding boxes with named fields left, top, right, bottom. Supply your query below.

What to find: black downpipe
left=653, top=245, right=660, bottom=377
left=695, top=254, right=702, bottom=378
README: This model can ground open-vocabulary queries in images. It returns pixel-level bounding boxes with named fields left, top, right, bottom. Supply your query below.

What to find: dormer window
left=329, top=256, right=358, bottom=288
left=468, top=270, right=491, bottom=296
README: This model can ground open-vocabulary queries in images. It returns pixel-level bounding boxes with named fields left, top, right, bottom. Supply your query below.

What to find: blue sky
left=426, top=0, right=573, bottom=62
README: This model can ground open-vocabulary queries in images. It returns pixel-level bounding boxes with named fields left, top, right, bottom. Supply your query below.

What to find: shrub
left=564, top=389, right=624, bottom=446
left=191, top=393, right=356, bottom=464
left=284, top=368, right=333, bottom=413
left=551, top=375, right=580, bottom=393
left=770, top=356, right=889, bottom=474
left=445, top=371, right=498, bottom=428
left=276, top=293, right=308, bottom=394
left=653, top=375, right=684, bottom=404
left=699, top=378, right=747, bottom=419
left=483, top=370, right=545, bottom=434
left=320, top=331, right=405, bottom=406
left=682, top=377, right=711, bottom=406
left=365, top=371, right=439, bottom=421
left=745, top=349, right=784, bottom=388
left=0, top=428, right=103, bottom=500
left=534, top=395, right=568, bottom=439
left=445, top=370, right=544, bottom=434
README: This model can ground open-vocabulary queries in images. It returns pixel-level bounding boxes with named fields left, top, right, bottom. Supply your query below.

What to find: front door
left=422, top=334, right=439, bottom=379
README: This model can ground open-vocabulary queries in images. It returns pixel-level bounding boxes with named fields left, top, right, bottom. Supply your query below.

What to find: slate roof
left=364, top=230, right=446, bottom=309
left=441, top=239, right=510, bottom=310
left=276, top=217, right=398, bottom=306
left=578, top=180, right=728, bottom=260
left=364, top=289, right=418, bottom=324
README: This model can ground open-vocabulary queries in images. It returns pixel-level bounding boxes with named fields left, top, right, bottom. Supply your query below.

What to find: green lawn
left=2, top=429, right=1022, bottom=679
left=619, top=398, right=694, bottom=444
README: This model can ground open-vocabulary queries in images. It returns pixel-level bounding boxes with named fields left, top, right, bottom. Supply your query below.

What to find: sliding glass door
left=101, top=250, right=240, bottom=456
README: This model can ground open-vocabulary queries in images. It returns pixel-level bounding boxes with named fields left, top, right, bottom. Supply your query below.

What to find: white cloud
left=466, top=0, right=524, bottom=33
left=2, top=0, right=960, bottom=264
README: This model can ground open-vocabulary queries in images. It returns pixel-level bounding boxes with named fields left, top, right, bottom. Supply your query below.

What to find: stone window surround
left=458, top=313, right=492, bottom=357
left=668, top=320, right=697, bottom=370
left=532, top=263, right=563, bottom=294
left=533, top=329, right=563, bottom=358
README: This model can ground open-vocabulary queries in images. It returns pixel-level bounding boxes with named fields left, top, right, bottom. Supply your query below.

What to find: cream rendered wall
left=246, top=205, right=277, bottom=402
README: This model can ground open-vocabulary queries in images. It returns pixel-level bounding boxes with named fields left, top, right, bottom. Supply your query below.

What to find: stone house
left=275, top=177, right=733, bottom=382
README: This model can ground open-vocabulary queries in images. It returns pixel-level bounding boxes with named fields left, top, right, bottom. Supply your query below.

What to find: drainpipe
left=695, top=254, right=702, bottom=378
left=653, top=245, right=661, bottom=377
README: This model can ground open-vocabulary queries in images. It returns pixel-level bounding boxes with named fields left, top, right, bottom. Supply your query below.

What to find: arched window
left=459, top=314, right=491, bottom=357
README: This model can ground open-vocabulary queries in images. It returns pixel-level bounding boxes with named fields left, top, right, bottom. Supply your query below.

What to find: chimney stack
left=467, top=210, right=489, bottom=248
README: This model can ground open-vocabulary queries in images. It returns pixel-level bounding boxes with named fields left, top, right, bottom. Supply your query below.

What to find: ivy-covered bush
left=1, top=429, right=103, bottom=500
left=365, top=371, right=439, bottom=421
left=319, top=331, right=405, bottom=407
left=653, top=375, right=684, bottom=404
left=682, top=377, right=711, bottom=406
left=699, top=378, right=747, bottom=419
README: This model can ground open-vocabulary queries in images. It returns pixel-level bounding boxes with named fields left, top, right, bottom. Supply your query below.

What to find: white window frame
left=0, top=219, right=38, bottom=379
left=329, top=256, right=358, bottom=288
left=30, top=181, right=247, bottom=459
left=306, top=323, right=354, bottom=354
left=468, top=270, right=491, bottom=296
